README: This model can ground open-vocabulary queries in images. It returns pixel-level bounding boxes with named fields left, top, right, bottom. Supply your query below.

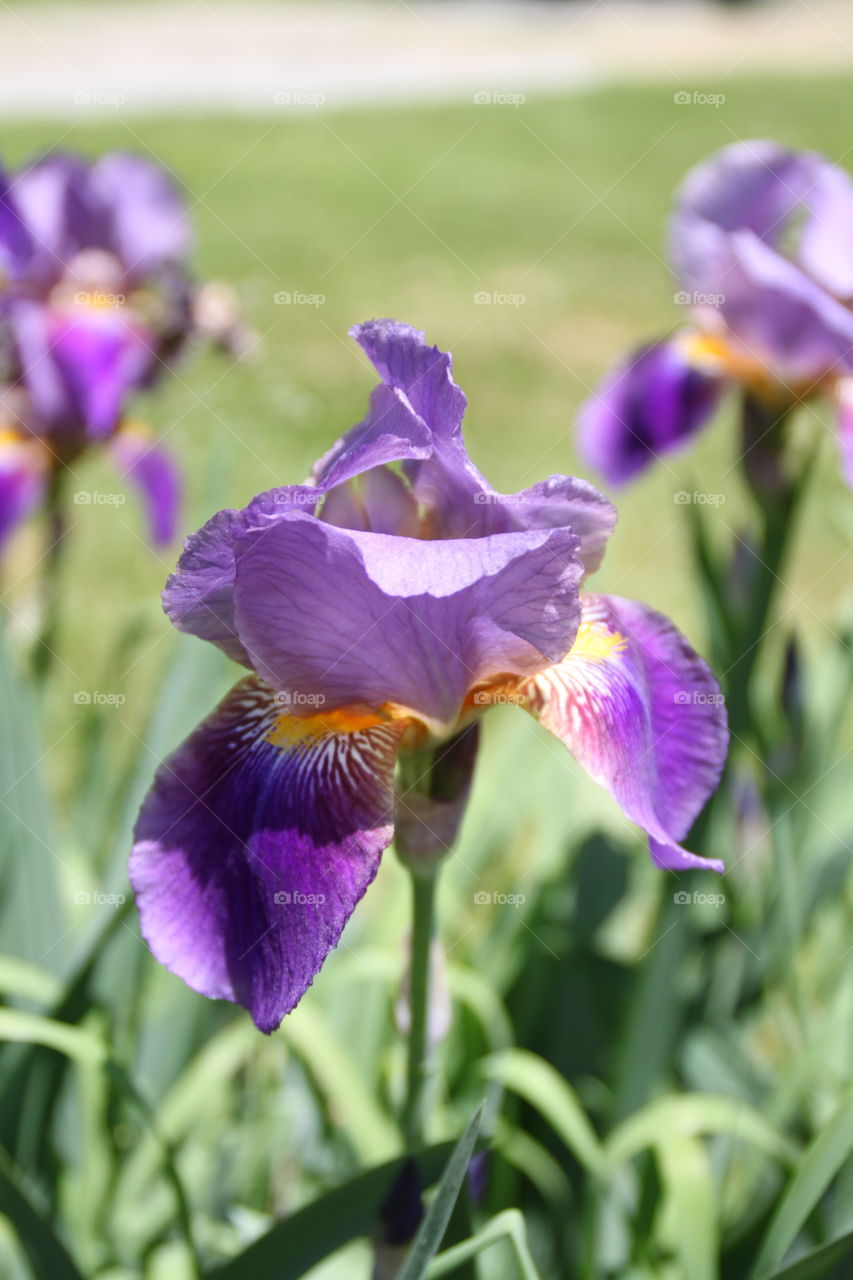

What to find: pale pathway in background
left=0, top=0, right=852, bottom=117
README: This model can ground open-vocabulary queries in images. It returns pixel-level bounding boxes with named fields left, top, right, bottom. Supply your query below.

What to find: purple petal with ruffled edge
left=232, top=514, right=584, bottom=732
left=313, top=318, right=464, bottom=490
left=163, top=485, right=322, bottom=666
left=0, top=437, right=45, bottom=550
left=353, top=318, right=467, bottom=440
left=109, top=425, right=181, bottom=546
left=712, top=230, right=853, bottom=383
left=91, top=152, right=190, bottom=278
left=516, top=593, right=727, bottom=872
left=470, top=476, right=617, bottom=576
left=130, top=676, right=404, bottom=1032
left=578, top=338, right=724, bottom=485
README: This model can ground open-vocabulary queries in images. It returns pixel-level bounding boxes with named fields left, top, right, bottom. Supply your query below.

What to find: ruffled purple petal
left=314, top=320, right=470, bottom=494
left=162, top=486, right=322, bottom=665
left=232, top=513, right=584, bottom=731
left=520, top=593, right=728, bottom=872
left=131, top=676, right=404, bottom=1032
left=313, top=382, right=434, bottom=491
left=711, top=229, right=853, bottom=383
left=469, top=475, right=617, bottom=576
left=90, top=152, right=190, bottom=278
left=109, top=425, right=181, bottom=546
left=578, top=338, right=724, bottom=485
left=353, top=319, right=467, bottom=439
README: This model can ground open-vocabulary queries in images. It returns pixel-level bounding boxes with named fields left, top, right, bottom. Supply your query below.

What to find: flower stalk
left=401, top=864, right=438, bottom=1151
left=32, top=463, right=69, bottom=680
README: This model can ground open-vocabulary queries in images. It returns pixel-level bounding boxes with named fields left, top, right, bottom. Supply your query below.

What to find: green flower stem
left=32, top=464, right=69, bottom=681
left=402, top=865, right=438, bottom=1151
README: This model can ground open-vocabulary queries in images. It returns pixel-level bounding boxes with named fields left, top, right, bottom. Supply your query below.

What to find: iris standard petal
left=232, top=513, right=584, bottom=731
left=313, top=382, right=434, bottom=491
left=714, top=229, right=853, bottom=383
left=672, top=139, right=853, bottom=300
left=162, top=485, right=322, bottom=665
left=9, top=154, right=95, bottom=286
left=352, top=318, right=466, bottom=438
left=512, top=593, right=727, bottom=872
left=91, top=152, right=190, bottom=278
left=109, top=424, right=181, bottom=546
left=314, top=320, right=471, bottom=496
left=670, top=140, right=819, bottom=288
left=130, top=676, right=405, bottom=1033
left=578, top=338, right=723, bottom=484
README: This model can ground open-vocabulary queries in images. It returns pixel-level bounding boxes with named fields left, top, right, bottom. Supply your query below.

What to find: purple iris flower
left=0, top=150, right=216, bottom=548
left=579, top=140, right=853, bottom=486
left=130, top=320, right=728, bottom=1033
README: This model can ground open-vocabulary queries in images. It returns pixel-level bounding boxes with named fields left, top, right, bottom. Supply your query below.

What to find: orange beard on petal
left=679, top=331, right=826, bottom=405
left=266, top=700, right=426, bottom=752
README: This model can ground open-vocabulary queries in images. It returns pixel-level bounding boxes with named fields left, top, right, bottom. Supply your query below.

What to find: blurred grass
left=2, top=75, right=853, bottom=781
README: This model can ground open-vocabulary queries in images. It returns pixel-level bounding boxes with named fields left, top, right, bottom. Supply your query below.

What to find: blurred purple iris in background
left=130, top=320, right=728, bottom=1033
left=579, top=140, right=853, bottom=486
left=0, top=151, right=241, bottom=550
